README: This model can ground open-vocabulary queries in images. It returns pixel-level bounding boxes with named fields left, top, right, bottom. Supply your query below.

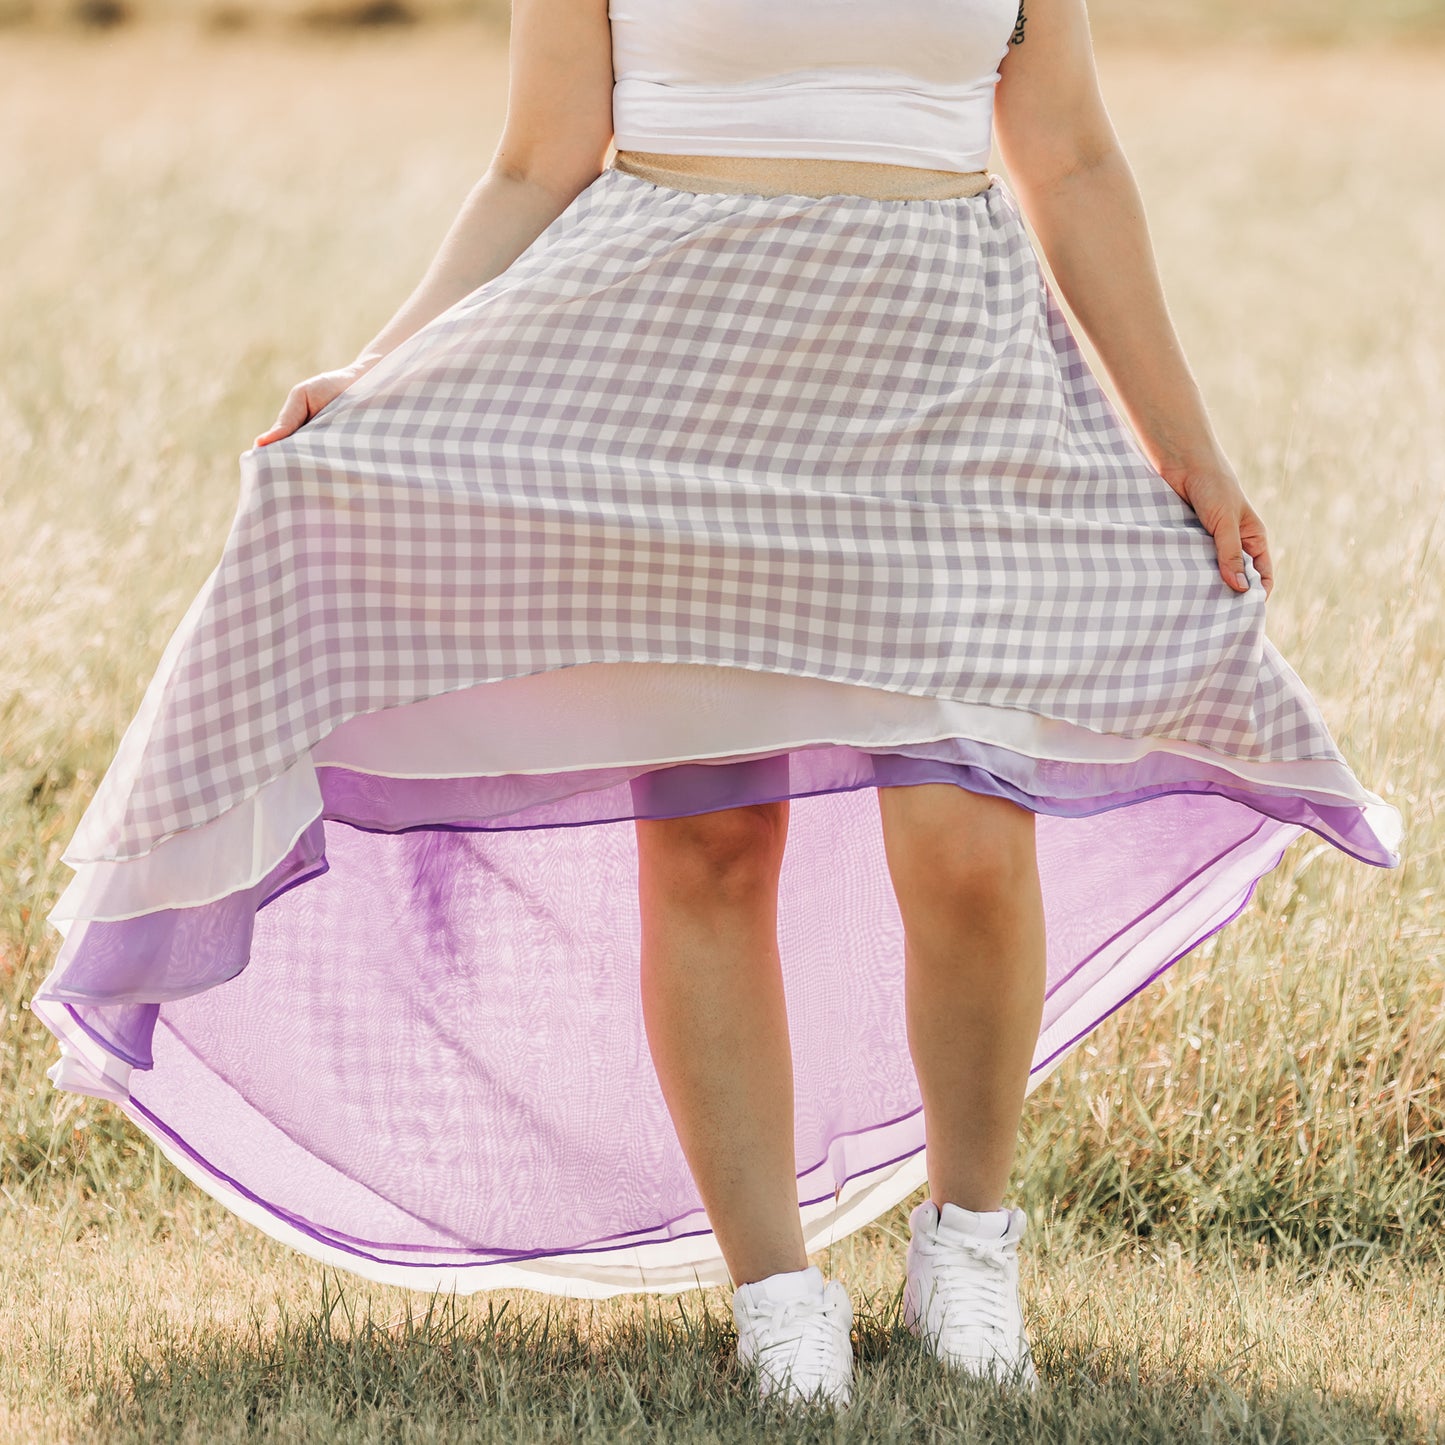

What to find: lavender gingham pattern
left=72, top=165, right=1340, bottom=863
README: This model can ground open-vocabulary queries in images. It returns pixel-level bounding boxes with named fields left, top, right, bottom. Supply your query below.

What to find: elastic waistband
left=610, top=149, right=994, bottom=201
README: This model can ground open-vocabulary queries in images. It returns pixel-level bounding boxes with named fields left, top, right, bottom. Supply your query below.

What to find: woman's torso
left=608, top=0, right=1020, bottom=175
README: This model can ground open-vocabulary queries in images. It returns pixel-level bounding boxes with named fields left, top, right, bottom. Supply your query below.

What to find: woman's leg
left=876, top=784, right=1048, bottom=1212
left=634, top=799, right=806, bottom=1287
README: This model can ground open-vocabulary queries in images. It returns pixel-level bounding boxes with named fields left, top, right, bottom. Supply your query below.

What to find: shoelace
left=920, top=1236, right=1013, bottom=1345
left=751, top=1294, right=848, bottom=1387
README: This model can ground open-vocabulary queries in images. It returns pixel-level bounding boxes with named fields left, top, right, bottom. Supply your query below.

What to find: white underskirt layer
left=51, top=660, right=1400, bottom=928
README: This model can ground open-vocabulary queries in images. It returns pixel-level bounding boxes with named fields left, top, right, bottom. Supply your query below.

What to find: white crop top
left=609, top=0, right=1020, bottom=175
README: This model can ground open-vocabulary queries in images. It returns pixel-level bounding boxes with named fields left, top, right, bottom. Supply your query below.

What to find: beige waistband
left=611, top=149, right=994, bottom=201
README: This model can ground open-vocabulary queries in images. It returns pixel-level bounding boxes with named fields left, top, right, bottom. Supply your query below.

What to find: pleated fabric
left=33, top=163, right=1403, bottom=1296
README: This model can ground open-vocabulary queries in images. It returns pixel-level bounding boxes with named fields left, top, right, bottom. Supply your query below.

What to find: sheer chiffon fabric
left=33, top=161, right=1403, bottom=1297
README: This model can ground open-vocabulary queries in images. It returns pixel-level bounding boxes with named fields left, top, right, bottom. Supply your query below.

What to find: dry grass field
left=7, top=0, right=1445, bottom=44
left=1, top=26, right=1443, bottom=1444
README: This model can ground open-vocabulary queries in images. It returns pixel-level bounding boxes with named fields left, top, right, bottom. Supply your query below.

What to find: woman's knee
left=878, top=784, right=1037, bottom=909
left=636, top=801, right=788, bottom=902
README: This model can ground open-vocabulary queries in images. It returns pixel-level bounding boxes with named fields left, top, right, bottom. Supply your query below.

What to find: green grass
left=5, top=1204, right=1442, bottom=1440
left=1, top=31, right=1443, bottom=1443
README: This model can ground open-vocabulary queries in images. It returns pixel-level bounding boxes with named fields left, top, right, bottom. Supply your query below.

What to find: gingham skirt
left=33, top=159, right=1403, bottom=1297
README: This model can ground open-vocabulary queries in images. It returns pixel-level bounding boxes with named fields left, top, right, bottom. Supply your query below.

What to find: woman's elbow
left=1000, top=123, right=1125, bottom=197
left=486, top=128, right=615, bottom=207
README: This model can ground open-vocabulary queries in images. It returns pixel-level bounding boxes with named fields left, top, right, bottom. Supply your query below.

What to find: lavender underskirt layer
left=32, top=661, right=1401, bottom=1297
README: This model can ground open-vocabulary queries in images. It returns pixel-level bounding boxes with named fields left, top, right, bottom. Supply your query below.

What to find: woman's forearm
left=1013, top=146, right=1225, bottom=479
left=352, top=164, right=600, bottom=367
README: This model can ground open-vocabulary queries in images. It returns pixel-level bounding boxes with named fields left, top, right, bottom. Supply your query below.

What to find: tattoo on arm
left=1011, top=0, right=1026, bottom=45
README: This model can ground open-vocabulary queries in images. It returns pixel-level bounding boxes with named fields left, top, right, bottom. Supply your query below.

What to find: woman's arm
left=256, top=0, right=614, bottom=447
left=993, top=0, right=1274, bottom=599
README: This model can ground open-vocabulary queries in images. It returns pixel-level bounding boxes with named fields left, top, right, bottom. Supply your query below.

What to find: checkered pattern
left=72, top=166, right=1343, bottom=863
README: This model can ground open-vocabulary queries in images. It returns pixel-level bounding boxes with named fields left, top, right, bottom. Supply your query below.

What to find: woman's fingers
left=1213, top=510, right=1250, bottom=593
left=252, top=363, right=376, bottom=449
left=1176, top=467, right=1274, bottom=601
left=1214, top=504, right=1275, bottom=600
left=1239, top=509, right=1275, bottom=600
left=253, top=385, right=313, bottom=449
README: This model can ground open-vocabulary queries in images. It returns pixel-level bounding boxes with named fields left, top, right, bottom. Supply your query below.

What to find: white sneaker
left=732, top=1263, right=854, bottom=1409
left=904, top=1199, right=1038, bottom=1389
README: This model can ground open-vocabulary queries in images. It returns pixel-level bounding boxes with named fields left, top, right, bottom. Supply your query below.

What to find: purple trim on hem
left=312, top=759, right=1393, bottom=870
left=1043, top=815, right=1270, bottom=1005
left=120, top=1089, right=924, bottom=1271
left=59, top=1000, right=155, bottom=1071
left=1032, top=827, right=1295, bottom=1077
left=145, top=979, right=929, bottom=1259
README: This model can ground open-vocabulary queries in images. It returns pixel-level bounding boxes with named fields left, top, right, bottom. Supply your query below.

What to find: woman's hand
left=252, top=357, right=379, bottom=448
left=1161, top=459, right=1275, bottom=601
